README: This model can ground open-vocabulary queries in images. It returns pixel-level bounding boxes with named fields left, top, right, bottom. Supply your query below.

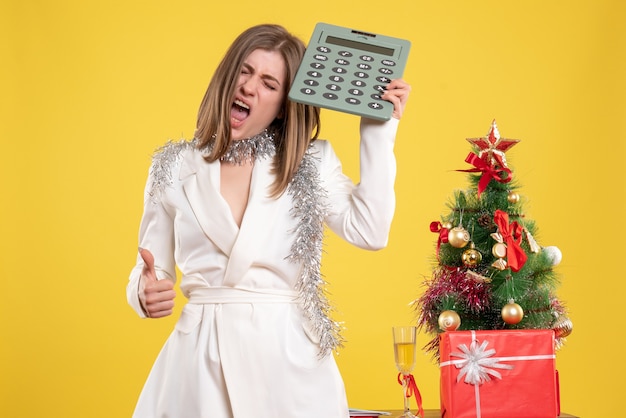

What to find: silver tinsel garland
left=218, top=129, right=276, bottom=165
left=148, top=138, right=196, bottom=203
left=287, top=151, right=342, bottom=357
left=148, top=134, right=342, bottom=357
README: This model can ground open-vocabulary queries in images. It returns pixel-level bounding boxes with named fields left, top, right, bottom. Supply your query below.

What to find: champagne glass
left=392, top=326, right=419, bottom=418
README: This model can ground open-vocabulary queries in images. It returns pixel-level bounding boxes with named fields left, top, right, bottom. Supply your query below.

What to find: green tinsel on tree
left=415, top=120, right=572, bottom=359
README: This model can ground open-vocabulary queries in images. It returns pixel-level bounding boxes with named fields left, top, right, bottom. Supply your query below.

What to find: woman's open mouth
left=231, top=99, right=250, bottom=123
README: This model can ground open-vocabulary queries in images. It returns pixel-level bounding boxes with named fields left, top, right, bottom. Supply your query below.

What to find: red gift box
left=439, top=329, right=560, bottom=418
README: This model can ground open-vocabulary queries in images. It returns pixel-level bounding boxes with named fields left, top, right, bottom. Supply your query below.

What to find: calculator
left=288, top=23, right=411, bottom=121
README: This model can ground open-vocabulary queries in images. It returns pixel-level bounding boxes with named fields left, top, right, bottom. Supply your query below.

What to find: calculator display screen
left=325, top=35, right=394, bottom=56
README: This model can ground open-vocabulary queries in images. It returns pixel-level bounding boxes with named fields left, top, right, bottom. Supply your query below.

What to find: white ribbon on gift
left=439, top=330, right=556, bottom=418
left=448, top=337, right=513, bottom=385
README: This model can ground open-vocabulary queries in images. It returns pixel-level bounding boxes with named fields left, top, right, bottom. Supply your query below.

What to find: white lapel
left=180, top=150, right=283, bottom=285
left=222, top=156, right=282, bottom=286
left=180, top=150, right=239, bottom=256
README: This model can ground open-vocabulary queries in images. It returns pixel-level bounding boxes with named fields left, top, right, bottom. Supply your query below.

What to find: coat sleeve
left=126, top=165, right=178, bottom=318
left=321, top=117, right=399, bottom=250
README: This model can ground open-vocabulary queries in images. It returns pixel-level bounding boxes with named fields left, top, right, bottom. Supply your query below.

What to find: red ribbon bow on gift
left=397, top=373, right=424, bottom=418
left=430, top=221, right=449, bottom=260
left=459, top=152, right=512, bottom=197
left=493, top=210, right=527, bottom=272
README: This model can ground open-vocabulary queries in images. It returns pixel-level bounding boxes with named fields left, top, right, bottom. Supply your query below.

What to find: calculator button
left=326, top=84, right=341, bottom=91
left=323, top=93, right=338, bottom=100
left=371, top=93, right=383, bottom=100
left=381, top=59, right=397, bottom=67
left=374, top=85, right=387, bottom=93
left=313, top=54, right=328, bottom=61
left=360, top=55, right=374, bottom=62
left=307, top=71, right=322, bottom=78
left=356, top=63, right=372, bottom=70
left=348, top=88, right=364, bottom=96
left=379, top=67, right=393, bottom=75
left=354, top=71, right=369, bottom=79
left=345, top=98, right=361, bottom=105
left=376, top=76, right=392, bottom=83
left=329, top=75, right=344, bottom=83
left=300, top=88, right=316, bottom=95
left=303, top=79, right=319, bottom=86
left=335, top=58, right=350, bottom=65
left=352, top=80, right=367, bottom=87
left=368, top=102, right=384, bottom=110
left=332, top=67, right=348, bottom=74
left=338, top=50, right=353, bottom=57
left=310, top=62, right=325, bottom=70
left=317, top=46, right=331, bottom=53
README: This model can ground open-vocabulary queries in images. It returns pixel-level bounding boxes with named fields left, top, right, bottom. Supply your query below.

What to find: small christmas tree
left=416, top=120, right=573, bottom=358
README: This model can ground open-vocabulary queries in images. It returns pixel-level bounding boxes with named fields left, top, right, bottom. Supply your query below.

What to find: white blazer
left=127, top=117, right=399, bottom=418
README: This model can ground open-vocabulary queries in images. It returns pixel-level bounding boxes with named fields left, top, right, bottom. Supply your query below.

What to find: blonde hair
left=195, top=24, right=320, bottom=197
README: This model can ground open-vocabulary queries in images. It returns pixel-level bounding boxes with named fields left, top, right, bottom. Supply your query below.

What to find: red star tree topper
left=461, top=120, right=520, bottom=196
left=466, top=119, right=519, bottom=169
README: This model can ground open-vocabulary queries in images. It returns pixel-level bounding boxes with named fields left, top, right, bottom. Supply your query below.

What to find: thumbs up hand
left=138, top=248, right=176, bottom=318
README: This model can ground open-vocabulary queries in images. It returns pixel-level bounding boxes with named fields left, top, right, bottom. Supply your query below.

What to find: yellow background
left=2, top=1, right=624, bottom=417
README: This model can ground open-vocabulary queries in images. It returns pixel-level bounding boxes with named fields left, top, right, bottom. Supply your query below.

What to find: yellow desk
left=382, top=411, right=578, bottom=418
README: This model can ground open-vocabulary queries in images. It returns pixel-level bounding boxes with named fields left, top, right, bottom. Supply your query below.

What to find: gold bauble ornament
left=501, top=300, right=524, bottom=324
left=442, top=221, right=453, bottom=230
left=462, top=243, right=482, bottom=267
left=507, top=191, right=520, bottom=204
left=448, top=226, right=470, bottom=248
left=438, top=310, right=461, bottom=331
left=553, top=315, right=573, bottom=338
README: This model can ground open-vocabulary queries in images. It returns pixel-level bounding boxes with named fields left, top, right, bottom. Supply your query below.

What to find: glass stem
left=402, top=374, right=411, bottom=413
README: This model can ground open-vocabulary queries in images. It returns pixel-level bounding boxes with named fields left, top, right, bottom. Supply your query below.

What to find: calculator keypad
left=288, top=23, right=410, bottom=121
left=296, top=46, right=398, bottom=116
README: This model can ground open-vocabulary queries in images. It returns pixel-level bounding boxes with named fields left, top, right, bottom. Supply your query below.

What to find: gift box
left=439, top=329, right=560, bottom=418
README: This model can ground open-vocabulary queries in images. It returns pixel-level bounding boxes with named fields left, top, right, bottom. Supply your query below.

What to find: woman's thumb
left=139, top=247, right=156, bottom=281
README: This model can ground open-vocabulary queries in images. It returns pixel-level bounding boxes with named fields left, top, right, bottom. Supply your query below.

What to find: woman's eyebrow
left=242, top=62, right=282, bottom=86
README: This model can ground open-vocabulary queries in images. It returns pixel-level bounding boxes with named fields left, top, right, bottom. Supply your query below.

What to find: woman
left=127, top=24, right=410, bottom=417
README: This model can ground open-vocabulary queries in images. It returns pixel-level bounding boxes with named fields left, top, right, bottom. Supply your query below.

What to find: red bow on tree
left=430, top=221, right=449, bottom=260
left=493, top=210, right=527, bottom=272
left=459, top=152, right=512, bottom=197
